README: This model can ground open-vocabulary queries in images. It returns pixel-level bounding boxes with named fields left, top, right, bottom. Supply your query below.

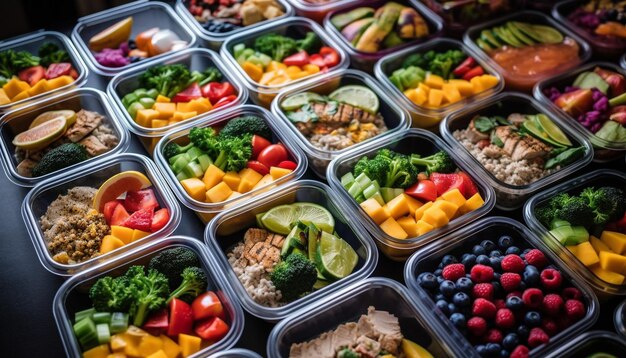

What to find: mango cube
left=360, top=198, right=390, bottom=225
left=180, top=178, right=206, bottom=202
left=590, top=263, right=625, bottom=285
left=599, top=251, right=626, bottom=274
left=222, top=171, right=241, bottom=191
left=415, top=220, right=434, bottom=236
left=380, top=217, right=408, bottom=239
left=397, top=216, right=419, bottom=237
left=206, top=181, right=233, bottom=203
left=386, top=193, right=410, bottom=219
left=110, top=225, right=135, bottom=245
left=601, top=231, right=626, bottom=255
left=202, top=164, right=226, bottom=190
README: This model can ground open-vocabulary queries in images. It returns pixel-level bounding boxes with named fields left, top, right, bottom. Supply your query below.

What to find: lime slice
left=316, top=231, right=358, bottom=280
left=291, top=202, right=335, bottom=233
left=280, top=92, right=325, bottom=111
left=261, top=205, right=301, bottom=235
left=535, top=113, right=572, bottom=146
left=328, top=85, right=379, bottom=114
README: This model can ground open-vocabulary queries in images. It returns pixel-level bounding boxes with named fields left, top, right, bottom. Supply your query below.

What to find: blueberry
left=525, top=311, right=542, bottom=327
left=486, top=343, right=501, bottom=355
left=436, top=299, right=450, bottom=315
left=448, top=302, right=458, bottom=313
left=490, top=250, right=503, bottom=257
left=434, top=293, right=446, bottom=302
left=456, top=277, right=474, bottom=292
left=493, top=272, right=501, bottom=281
left=522, top=248, right=532, bottom=256
left=461, top=253, right=477, bottom=269
left=437, top=262, right=444, bottom=269
left=434, top=268, right=443, bottom=277
left=505, top=246, right=521, bottom=255
left=506, top=296, right=524, bottom=311
left=490, top=257, right=502, bottom=271
left=476, top=254, right=491, bottom=266
left=502, top=333, right=519, bottom=350
left=498, top=235, right=514, bottom=249
left=517, top=325, right=530, bottom=339
left=475, top=345, right=488, bottom=356
left=499, top=350, right=510, bottom=357
left=442, top=254, right=458, bottom=266
left=450, top=313, right=466, bottom=329
left=453, top=292, right=471, bottom=307
left=473, top=244, right=487, bottom=256
left=523, top=265, right=540, bottom=287
left=518, top=281, right=527, bottom=291
left=436, top=276, right=445, bottom=284
left=418, top=273, right=438, bottom=290
left=481, top=240, right=497, bottom=251
left=440, top=280, right=456, bottom=297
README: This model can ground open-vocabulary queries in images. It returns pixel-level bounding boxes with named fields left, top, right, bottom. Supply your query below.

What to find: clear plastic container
left=534, top=62, right=626, bottom=162
left=323, top=0, right=444, bottom=72
left=0, top=30, right=88, bottom=113
left=284, top=0, right=359, bottom=23
left=327, top=128, right=495, bottom=261
left=53, top=236, right=244, bottom=357
left=0, top=88, right=130, bottom=187
left=544, top=331, right=626, bottom=357
left=441, top=92, right=593, bottom=210
left=463, top=11, right=592, bottom=92
left=107, top=47, right=247, bottom=154
left=208, top=348, right=262, bottom=358
left=267, top=277, right=471, bottom=357
left=404, top=216, right=600, bottom=357
left=374, top=38, right=504, bottom=130
left=524, top=169, right=626, bottom=297
left=22, top=153, right=181, bottom=276
left=553, top=0, right=626, bottom=60
left=615, top=299, right=626, bottom=338
left=622, top=54, right=626, bottom=70
left=71, top=0, right=196, bottom=77
left=153, top=105, right=307, bottom=224
left=220, top=16, right=349, bottom=109
left=174, top=0, right=294, bottom=50
left=204, top=179, right=378, bottom=322
left=271, top=69, right=410, bottom=179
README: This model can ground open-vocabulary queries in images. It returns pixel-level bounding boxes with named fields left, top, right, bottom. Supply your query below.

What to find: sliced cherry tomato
left=308, top=54, right=326, bottom=68
left=283, top=50, right=310, bottom=67
left=110, top=203, right=130, bottom=226
left=251, top=134, right=271, bottom=159
left=69, top=68, right=79, bottom=79
left=18, top=65, right=45, bottom=86
left=452, top=57, right=477, bottom=77
left=430, top=172, right=466, bottom=198
left=151, top=208, right=170, bottom=233
left=247, top=160, right=269, bottom=175
left=44, top=63, right=72, bottom=80
left=143, top=308, right=169, bottom=336
left=167, top=298, right=193, bottom=337
left=257, top=144, right=288, bottom=168
left=123, top=188, right=159, bottom=212
left=458, top=171, right=478, bottom=198
left=194, top=316, right=229, bottom=341
left=172, top=82, right=202, bottom=103
left=462, top=66, right=484, bottom=81
left=201, top=82, right=235, bottom=104
left=278, top=160, right=297, bottom=170
left=319, top=47, right=340, bottom=68
left=103, top=200, right=123, bottom=225
left=405, top=180, right=437, bottom=202
left=191, top=291, right=224, bottom=321
left=212, top=94, right=237, bottom=109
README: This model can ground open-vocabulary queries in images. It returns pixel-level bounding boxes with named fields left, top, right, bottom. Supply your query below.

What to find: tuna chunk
left=65, top=110, right=103, bottom=142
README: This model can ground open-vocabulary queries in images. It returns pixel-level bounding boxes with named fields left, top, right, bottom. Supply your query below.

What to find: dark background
left=0, top=1, right=624, bottom=357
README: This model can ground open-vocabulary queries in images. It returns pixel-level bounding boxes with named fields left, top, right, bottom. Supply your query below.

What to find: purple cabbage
left=568, top=8, right=601, bottom=30
left=94, top=48, right=130, bottom=68
left=544, top=86, right=562, bottom=102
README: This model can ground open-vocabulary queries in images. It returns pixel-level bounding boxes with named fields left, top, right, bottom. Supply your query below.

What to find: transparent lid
left=0, top=88, right=130, bottom=187
left=0, top=30, right=88, bottom=112
left=220, top=17, right=350, bottom=96
left=52, top=236, right=244, bottom=358
left=544, top=331, right=626, bottom=357
left=153, top=104, right=307, bottom=214
left=534, top=61, right=626, bottom=151
left=267, top=277, right=471, bottom=357
left=107, top=47, right=247, bottom=138
left=204, top=179, right=378, bottom=321
left=523, top=169, right=626, bottom=296
left=208, top=348, right=262, bottom=358
left=71, top=0, right=196, bottom=77
left=404, top=216, right=600, bottom=357
left=22, top=153, right=181, bottom=276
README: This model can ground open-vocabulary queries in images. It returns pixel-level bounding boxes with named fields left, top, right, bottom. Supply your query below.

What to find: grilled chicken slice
left=65, top=110, right=103, bottom=142
left=79, top=135, right=108, bottom=156
left=511, top=135, right=552, bottom=161
left=242, top=228, right=285, bottom=270
left=466, top=118, right=490, bottom=143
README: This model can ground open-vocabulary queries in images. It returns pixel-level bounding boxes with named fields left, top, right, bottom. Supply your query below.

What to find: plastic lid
left=544, top=331, right=626, bottom=357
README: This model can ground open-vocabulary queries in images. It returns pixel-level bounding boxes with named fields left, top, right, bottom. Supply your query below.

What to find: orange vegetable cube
left=405, top=195, right=423, bottom=216
left=159, top=335, right=181, bottom=358
left=46, top=75, right=74, bottom=90
left=11, top=90, right=30, bottom=102
left=442, top=83, right=462, bottom=104
left=135, top=109, right=160, bottom=127
left=202, top=164, right=226, bottom=190
left=110, top=225, right=135, bottom=245
left=83, top=344, right=111, bottom=358
left=242, top=61, right=264, bottom=82
left=590, top=263, right=625, bottom=285
left=187, top=97, right=212, bottom=114
left=478, top=74, right=499, bottom=90
left=397, top=216, right=419, bottom=237
left=380, top=217, right=408, bottom=239
left=432, top=200, right=459, bottom=220
left=0, top=89, right=9, bottom=105
left=26, top=79, right=49, bottom=96
left=222, top=171, right=241, bottom=191
left=206, top=181, right=233, bottom=203
left=601, top=231, right=626, bottom=255
left=440, top=188, right=466, bottom=208
left=386, top=193, right=410, bottom=219
left=176, top=102, right=192, bottom=112
left=3, top=77, right=30, bottom=98
left=100, top=235, right=125, bottom=254
left=448, top=79, right=474, bottom=97
left=270, top=166, right=292, bottom=180
left=180, top=178, right=206, bottom=202
left=267, top=61, right=287, bottom=72
left=421, top=206, right=449, bottom=228
left=590, top=235, right=612, bottom=254
left=360, top=198, right=390, bottom=225
left=171, top=111, right=197, bottom=122
left=415, top=220, right=434, bottom=236
left=459, top=193, right=484, bottom=215
left=424, top=73, right=444, bottom=89
left=427, top=89, right=444, bottom=107
left=156, top=94, right=171, bottom=103
left=153, top=102, right=176, bottom=118
left=237, top=168, right=263, bottom=193
left=151, top=119, right=169, bottom=128
left=599, top=251, right=626, bottom=274
left=178, top=334, right=201, bottom=357
left=132, top=229, right=151, bottom=242
left=146, top=350, right=168, bottom=358
left=415, top=201, right=434, bottom=221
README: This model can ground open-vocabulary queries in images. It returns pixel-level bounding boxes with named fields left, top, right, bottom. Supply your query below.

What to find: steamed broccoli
left=214, top=134, right=253, bottom=172
left=125, top=266, right=170, bottom=326
left=38, top=42, right=69, bottom=67
left=535, top=205, right=556, bottom=228
left=31, top=143, right=90, bottom=177
left=270, top=253, right=317, bottom=302
left=580, top=186, right=626, bottom=226
left=89, top=275, right=132, bottom=312
left=163, top=142, right=194, bottom=160
left=167, top=267, right=208, bottom=304
left=410, top=151, right=455, bottom=175
left=0, top=49, right=40, bottom=78
left=296, top=32, right=320, bottom=53
left=552, top=194, right=594, bottom=228
left=353, top=149, right=418, bottom=189
left=219, top=115, right=272, bottom=139
left=254, top=34, right=297, bottom=62
left=189, top=126, right=219, bottom=157
left=148, top=247, right=201, bottom=289
left=139, top=64, right=192, bottom=98
left=401, top=50, right=465, bottom=79
left=385, top=152, right=418, bottom=188
left=188, top=67, right=222, bottom=87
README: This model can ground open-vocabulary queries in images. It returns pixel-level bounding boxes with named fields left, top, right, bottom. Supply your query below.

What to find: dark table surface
left=1, top=2, right=626, bottom=357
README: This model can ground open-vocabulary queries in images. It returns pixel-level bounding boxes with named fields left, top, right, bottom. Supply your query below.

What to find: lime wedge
left=328, top=85, right=379, bottom=114
left=316, top=231, right=358, bottom=280
left=291, top=202, right=335, bottom=233
left=535, top=113, right=572, bottom=146
left=280, top=92, right=325, bottom=111
left=261, top=205, right=302, bottom=235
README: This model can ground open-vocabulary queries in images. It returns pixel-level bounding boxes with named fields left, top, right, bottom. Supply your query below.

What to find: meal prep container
left=463, top=11, right=592, bottom=93
left=327, top=128, right=495, bottom=261
left=53, top=236, right=244, bottom=358
left=267, top=277, right=470, bottom=357
left=553, top=0, right=626, bottom=60
left=404, top=216, right=600, bottom=357
left=174, top=0, right=294, bottom=50
left=0, top=88, right=129, bottom=187
left=71, top=0, right=196, bottom=77
left=622, top=54, right=626, bottom=70
left=323, top=0, right=444, bottom=72
left=204, top=179, right=378, bottom=322
left=22, top=153, right=181, bottom=276
left=220, top=17, right=349, bottom=109
left=154, top=105, right=307, bottom=225
left=0, top=30, right=88, bottom=113
left=534, top=62, right=626, bottom=162
left=524, top=169, right=626, bottom=298
left=271, top=69, right=410, bottom=179
left=615, top=299, right=626, bottom=337
left=544, top=331, right=626, bottom=357
left=374, top=38, right=504, bottom=130
left=208, top=348, right=262, bottom=358
left=107, top=47, right=247, bottom=154
left=441, top=92, right=593, bottom=210
left=284, top=0, right=358, bottom=23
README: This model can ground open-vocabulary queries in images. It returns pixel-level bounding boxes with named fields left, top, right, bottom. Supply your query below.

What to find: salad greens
left=402, top=49, right=465, bottom=79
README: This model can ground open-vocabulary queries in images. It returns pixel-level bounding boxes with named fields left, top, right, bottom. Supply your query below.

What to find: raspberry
left=494, top=299, right=506, bottom=309
left=562, top=287, right=582, bottom=300
left=471, top=264, right=494, bottom=283
left=540, top=268, right=563, bottom=290
left=522, top=288, right=544, bottom=309
left=564, top=299, right=585, bottom=320
left=467, top=316, right=488, bottom=336
left=542, top=317, right=558, bottom=336
left=442, top=263, right=466, bottom=281
left=472, top=283, right=494, bottom=300
left=527, top=327, right=550, bottom=348
left=485, top=328, right=503, bottom=343
left=495, top=308, right=516, bottom=329
left=501, top=272, right=522, bottom=291
left=472, top=298, right=497, bottom=319
left=511, top=345, right=530, bottom=358
left=542, top=294, right=564, bottom=316
left=525, top=249, right=548, bottom=268
left=501, top=254, right=525, bottom=273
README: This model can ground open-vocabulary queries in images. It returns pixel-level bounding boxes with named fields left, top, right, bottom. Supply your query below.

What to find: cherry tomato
left=247, top=160, right=269, bottom=175
left=257, top=144, right=288, bottom=168
left=194, top=316, right=229, bottom=341
left=462, top=66, right=484, bottom=81
left=319, top=47, right=340, bottom=68
left=251, top=134, right=271, bottom=159
left=212, top=95, right=237, bottom=109
left=404, top=180, right=437, bottom=203
left=172, top=83, right=202, bottom=103
left=308, top=54, right=326, bottom=68
left=19, top=65, right=45, bottom=86
left=278, top=160, right=297, bottom=170
left=167, top=298, right=193, bottom=337
left=191, top=291, right=224, bottom=321
left=283, top=51, right=310, bottom=67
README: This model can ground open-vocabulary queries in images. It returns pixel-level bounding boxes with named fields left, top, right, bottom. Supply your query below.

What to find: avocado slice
left=481, top=29, right=502, bottom=48
left=331, top=7, right=375, bottom=30
left=521, top=117, right=566, bottom=148
left=514, top=21, right=564, bottom=44
left=476, top=38, right=493, bottom=52
left=506, top=21, right=536, bottom=46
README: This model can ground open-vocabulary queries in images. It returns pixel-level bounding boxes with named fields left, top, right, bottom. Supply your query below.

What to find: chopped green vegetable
left=473, top=115, right=510, bottom=133
left=189, top=66, right=222, bottom=87
left=38, top=42, right=70, bottom=67
left=148, top=247, right=201, bottom=290
left=109, top=312, right=129, bottom=334
left=219, top=115, right=272, bottom=139
left=73, top=316, right=99, bottom=350
left=401, top=50, right=465, bottom=79
left=124, top=266, right=170, bottom=327
left=139, top=64, right=192, bottom=98
left=354, top=149, right=418, bottom=189
left=254, top=34, right=297, bottom=62
left=166, top=266, right=208, bottom=304
left=295, top=32, right=320, bottom=53
left=544, top=146, right=585, bottom=170
left=410, top=151, right=455, bottom=175
left=270, top=252, right=317, bottom=301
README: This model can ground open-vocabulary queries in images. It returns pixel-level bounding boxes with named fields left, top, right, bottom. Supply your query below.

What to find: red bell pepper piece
left=194, top=316, right=229, bottom=341
left=212, top=94, right=237, bottom=109
left=462, top=66, right=484, bottom=81
left=308, top=54, right=326, bottom=68
left=430, top=172, right=466, bottom=198
left=319, top=47, right=340, bottom=68
left=458, top=172, right=478, bottom=198
left=191, top=291, right=224, bottom=321
left=283, top=51, right=310, bottom=67
left=405, top=180, right=438, bottom=202
left=172, top=83, right=203, bottom=103
left=201, top=82, right=235, bottom=104
left=143, top=308, right=169, bottom=336
left=167, top=298, right=193, bottom=337
left=452, top=57, right=476, bottom=77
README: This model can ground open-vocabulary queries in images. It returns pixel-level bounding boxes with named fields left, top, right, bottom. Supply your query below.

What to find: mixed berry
left=416, top=234, right=587, bottom=357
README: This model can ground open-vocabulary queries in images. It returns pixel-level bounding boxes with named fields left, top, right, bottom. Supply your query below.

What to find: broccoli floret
left=167, top=267, right=208, bottom=304
left=556, top=196, right=594, bottom=228
left=163, top=142, right=194, bottom=160
left=337, top=349, right=360, bottom=358
left=139, top=64, right=192, bottom=98
left=188, top=126, right=219, bottom=157
left=254, top=34, right=297, bottom=62
left=148, top=247, right=201, bottom=289
left=189, top=67, right=223, bottom=87
left=214, top=134, right=253, bottom=172
left=89, top=275, right=132, bottom=312
left=410, top=151, right=456, bottom=175
left=385, top=152, right=418, bottom=188
left=125, top=266, right=170, bottom=327
left=353, top=154, right=389, bottom=186
left=219, top=115, right=272, bottom=139
left=535, top=205, right=556, bottom=228
left=353, top=149, right=418, bottom=189
left=580, top=186, right=626, bottom=225
left=270, top=253, right=317, bottom=302
left=31, top=143, right=90, bottom=177
left=296, top=32, right=320, bottom=53
left=38, top=42, right=70, bottom=67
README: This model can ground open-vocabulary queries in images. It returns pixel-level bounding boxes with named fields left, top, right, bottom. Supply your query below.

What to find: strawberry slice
left=151, top=208, right=170, bottom=232
left=124, top=188, right=159, bottom=213
left=121, top=207, right=154, bottom=231
left=110, top=203, right=130, bottom=226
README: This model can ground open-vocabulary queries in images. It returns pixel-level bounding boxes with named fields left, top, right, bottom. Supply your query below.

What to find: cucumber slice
left=75, top=308, right=96, bottom=323
left=513, top=21, right=563, bottom=44
left=380, top=187, right=397, bottom=203
left=363, top=184, right=380, bottom=200
left=481, top=29, right=502, bottom=48
left=197, top=154, right=213, bottom=171
left=171, top=154, right=191, bottom=174
left=183, top=161, right=204, bottom=178
left=476, top=38, right=493, bottom=52
left=233, top=43, right=246, bottom=58
left=186, top=146, right=204, bottom=162
left=96, top=323, right=110, bottom=344
left=348, top=181, right=363, bottom=199
left=355, top=172, right=372, bottom=189
left=176, top=171, right=189, bottom=181
left=109, top=312, right=128, bottom=334
left=506, top=21, right=535, bottom=46
left=281, top=225, right=305, bottom=258
left=281, top=92, right=326, bottom=111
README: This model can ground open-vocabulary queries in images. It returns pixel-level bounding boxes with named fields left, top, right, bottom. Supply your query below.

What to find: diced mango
left=171, top=111, right=197, bottom=122
left=178, top=334, right=201, bottom=358
left=100, top=235, right=125, bottom=254
left=285, top=66, right=302, bottom=75
left=415, top=201, right=434, bottom=221
left=386, top=193, right=410, bottom=219
left=153, top=102, right=176, bottom=118
left=83, top=344, right=111, bottom=358
left=267, top=60, right=287, bottom=72
left=11, top=90, right=29, bottom=102
left=156, top=94, right=170, bottom=103
left=46, top=75, right=74, bottom=90
left=110, top=226, right=135, bottom=245
left=360, top=198, right=391, bottom=225
left=424, top=73, right=444, bottom=89
left=590, top=235, right=612, bottom=254
left=441, top=188, right=466, bottom=208
left=270, top=166, right=293, bottom=180
left=202, top=164, right=226, bottom=190
left=151, top=119, right=169, bottom=128
left=566, top=244, right=579, bottom=257
left=110, top=334, right=128, bottom=352
left=252, top=174, right=274, bottom=190
left=432, top=200, right=458, bottom=220
left=459, top=193, right=484, bottom=215
left=405, top=195, right=423, bottom=216
left=3, top=77, right=30, bottom=98
left=442, top=83, right=462, bottom=104
left=397, top=216, right=419, bottom=237
left=303, top=64, right=320, bottom=74
left=132, top=229, right=151, bottom=241
left=26, top=79, right=49, bottom=96
left=405, top=88, right=427, bottom=106
left=106, top=353, right=127, bottom=358
left=159, top=335, right=181, bottom=358
left=417, top=82, right=430, bottom=95
left=135, top=109, right=160, bottom=127
left=599, top=251, right=626, bottom=274
left=237, top=168, right=263, bottom=193
left=590, top=263, right=625, bottom=285
left=137, top=334, right=163, bottom=356
left=187, top=97, right=212, bottom=114
left=478, top=74, right=499, bottom=90
left=415, top=220, right=434, bottom=236
left=206, top=181, right=233, bottom=203
left=0, top=89, right=9, bottom=105
left=269, top=75, right=290, bottom=85
left=421, top=206, right=449, bottom=228
left=222, top=171, right=241, bottom=191
left=180, top=178, right=206, bottom=202
left=146, top=350, right=168, bottom=358
left=427, top=89, right=444, bottom=107
left=448, top=79, right=474, bottom=97
left=176, top=102, right=192, bottom=112
left=601, top=231, right=626, bottom=255
left=242, top=61, right=264, bottom=82
left=470, top=76, right=486, bottom=93
left=289, top=70, right=310, bottom=80
left=573, top=241, right=600, bottom=267
left=259, top=71, right=277, bottom=85
left=380, top=217, right=408, bottom=239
